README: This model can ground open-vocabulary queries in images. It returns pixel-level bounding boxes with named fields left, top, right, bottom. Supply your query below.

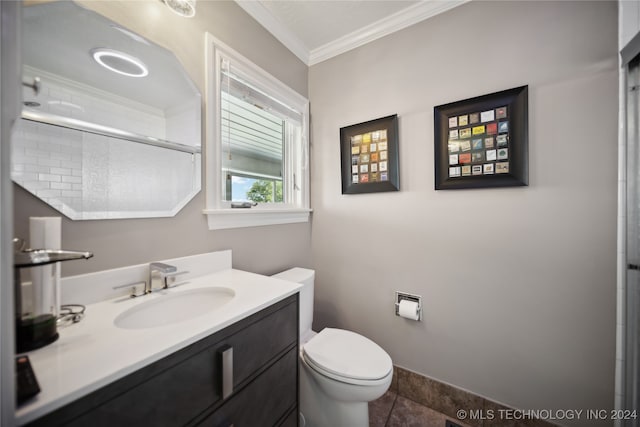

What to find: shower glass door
left=625, top=56, right=640, bottom=427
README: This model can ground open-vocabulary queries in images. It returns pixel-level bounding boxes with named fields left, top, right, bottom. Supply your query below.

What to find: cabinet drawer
left=196, top=348, right=297, bottom=427
left=65, top=344, right=221, bottom=427
left=29, top=295, right=298, bottom=427
left=224, top=300, right=297, bottom=390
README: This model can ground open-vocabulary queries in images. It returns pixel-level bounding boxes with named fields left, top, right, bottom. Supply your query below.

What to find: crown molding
left=235, top=0, right=310, bottom=64
left=309, top=0, right=470, bottom=66
left=236, top=0, right=469, bottom=67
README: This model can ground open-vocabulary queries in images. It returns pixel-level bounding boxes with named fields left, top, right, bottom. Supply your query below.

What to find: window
left=230, top=173, right=282, bottom=203
left=204, top=33, right=310, bottom=230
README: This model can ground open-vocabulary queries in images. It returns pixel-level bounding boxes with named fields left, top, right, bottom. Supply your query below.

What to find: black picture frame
left=434, top=86, right=528, bottom=190
left=340, top=114, right=399, bottom=194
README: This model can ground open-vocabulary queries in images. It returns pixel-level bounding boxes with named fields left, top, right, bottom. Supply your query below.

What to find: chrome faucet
left=113, top=262, right=189, bottom=298
left=148, top=262, right=188, bottom=293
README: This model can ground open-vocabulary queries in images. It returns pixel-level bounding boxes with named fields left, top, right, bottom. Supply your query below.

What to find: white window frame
left=204, top=33, right=310, bottom=230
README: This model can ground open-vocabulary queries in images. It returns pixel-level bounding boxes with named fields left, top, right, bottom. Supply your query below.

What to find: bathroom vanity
left=15, top=251, right=301, bottom=427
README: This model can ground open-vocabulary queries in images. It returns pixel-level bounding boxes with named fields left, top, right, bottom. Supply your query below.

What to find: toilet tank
left=271, top=268, right=315, bottom=339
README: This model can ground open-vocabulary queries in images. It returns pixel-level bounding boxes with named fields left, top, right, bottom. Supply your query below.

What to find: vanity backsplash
left=61, top=250, right=232, bottom=305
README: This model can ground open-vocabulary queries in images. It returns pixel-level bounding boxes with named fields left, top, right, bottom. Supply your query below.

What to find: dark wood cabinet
left=27, top=294, right=299, bottom=427
left=194, top=349, right=297, bottom=427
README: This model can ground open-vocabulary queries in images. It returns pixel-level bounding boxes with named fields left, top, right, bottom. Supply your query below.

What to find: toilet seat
left=302, top=328, right=392, bottom=386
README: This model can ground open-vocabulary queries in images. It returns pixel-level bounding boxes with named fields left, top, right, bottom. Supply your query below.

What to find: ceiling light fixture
left=162, top=0, right=196, bottom=18
left=91, top=48, right=149, bottom=78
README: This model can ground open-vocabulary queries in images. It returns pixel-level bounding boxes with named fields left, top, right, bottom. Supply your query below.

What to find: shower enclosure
left=620, top=33, right=640, bottom=427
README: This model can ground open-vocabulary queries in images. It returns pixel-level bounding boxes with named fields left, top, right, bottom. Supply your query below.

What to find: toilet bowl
left=272, top=268, right=393, bottom=427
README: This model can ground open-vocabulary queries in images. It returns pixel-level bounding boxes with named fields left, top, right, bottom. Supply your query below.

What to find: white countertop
left=15, top=268, right=302, bottom=425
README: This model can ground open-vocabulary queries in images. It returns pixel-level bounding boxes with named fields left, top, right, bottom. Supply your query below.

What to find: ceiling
left=235, top=0, right=469, bottom=66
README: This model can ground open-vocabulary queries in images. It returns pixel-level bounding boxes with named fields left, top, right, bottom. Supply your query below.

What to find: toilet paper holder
left=395, top=291, right=422, bottom=321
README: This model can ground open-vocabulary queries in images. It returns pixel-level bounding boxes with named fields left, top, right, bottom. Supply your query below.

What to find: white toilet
left=272, top=268, right=393, bottom=427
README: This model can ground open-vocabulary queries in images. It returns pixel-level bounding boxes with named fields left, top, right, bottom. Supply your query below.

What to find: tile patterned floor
left=369, top=390, right=472, bottom=427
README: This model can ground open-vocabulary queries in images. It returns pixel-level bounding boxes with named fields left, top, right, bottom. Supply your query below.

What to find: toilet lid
left=302, top=328, right=392, bottom=381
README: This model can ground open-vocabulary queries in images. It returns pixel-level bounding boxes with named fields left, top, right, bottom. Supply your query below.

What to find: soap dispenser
left=13, top=238, right=93, bottom=353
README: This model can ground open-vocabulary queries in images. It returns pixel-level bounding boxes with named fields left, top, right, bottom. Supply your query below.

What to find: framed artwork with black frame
left=434, top=86, right=528, bottom=190
left=340, top=114, right=399, bottom=194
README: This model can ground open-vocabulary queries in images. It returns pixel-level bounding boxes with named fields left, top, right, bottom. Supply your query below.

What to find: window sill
left=203, top=208, right=312, bottom=230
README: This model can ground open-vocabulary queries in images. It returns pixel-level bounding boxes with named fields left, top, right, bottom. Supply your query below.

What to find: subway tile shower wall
left=12, top=121, right=84, bottom=210
left=12, top=121, right=196, bottom=216
left=12, top=68, right=198, bottom=218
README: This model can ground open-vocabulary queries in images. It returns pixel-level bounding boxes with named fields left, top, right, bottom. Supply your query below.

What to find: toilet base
left=299, top=363, right=370, bottom=427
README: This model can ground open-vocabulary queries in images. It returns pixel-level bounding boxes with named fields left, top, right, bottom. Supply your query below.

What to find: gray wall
left=309, top=1, right=618, bottom=423
left=13, top=0, right=311, bottom=276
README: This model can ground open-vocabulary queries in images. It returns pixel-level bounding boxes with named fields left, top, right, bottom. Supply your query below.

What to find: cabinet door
left=63, top=344, right=223, bottom=427
left=220, top=300, right=297, bottom=391
left=197, top=348, right=297, bottom=427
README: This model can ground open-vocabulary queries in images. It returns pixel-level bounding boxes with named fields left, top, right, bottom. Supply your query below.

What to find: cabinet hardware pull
left=220, top=346, right=233, bottom=399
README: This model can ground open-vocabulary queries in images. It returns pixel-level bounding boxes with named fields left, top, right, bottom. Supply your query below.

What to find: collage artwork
left=447, top=106, right=510, bottom=178
left=350, top=129, right=390, bottom=184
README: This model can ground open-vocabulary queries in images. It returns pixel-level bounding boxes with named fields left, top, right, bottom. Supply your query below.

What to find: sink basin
left=114, top=287, right=235, bottom=330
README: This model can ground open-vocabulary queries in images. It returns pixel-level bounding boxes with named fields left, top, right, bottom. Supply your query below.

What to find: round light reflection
left=91, top=48, right=149, bottom=78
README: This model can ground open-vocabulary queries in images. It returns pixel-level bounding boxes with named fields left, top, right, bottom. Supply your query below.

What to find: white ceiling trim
left=308, top=0, right=470, bottom=66
left=235, top=1, right=311, bottom=64
left=236, top=0, right=469, bottom=67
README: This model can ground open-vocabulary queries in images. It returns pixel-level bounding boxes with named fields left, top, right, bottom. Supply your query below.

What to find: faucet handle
left=163, top=271, right=189, bottom=289
left=113, top=280, right=146, bottom=298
